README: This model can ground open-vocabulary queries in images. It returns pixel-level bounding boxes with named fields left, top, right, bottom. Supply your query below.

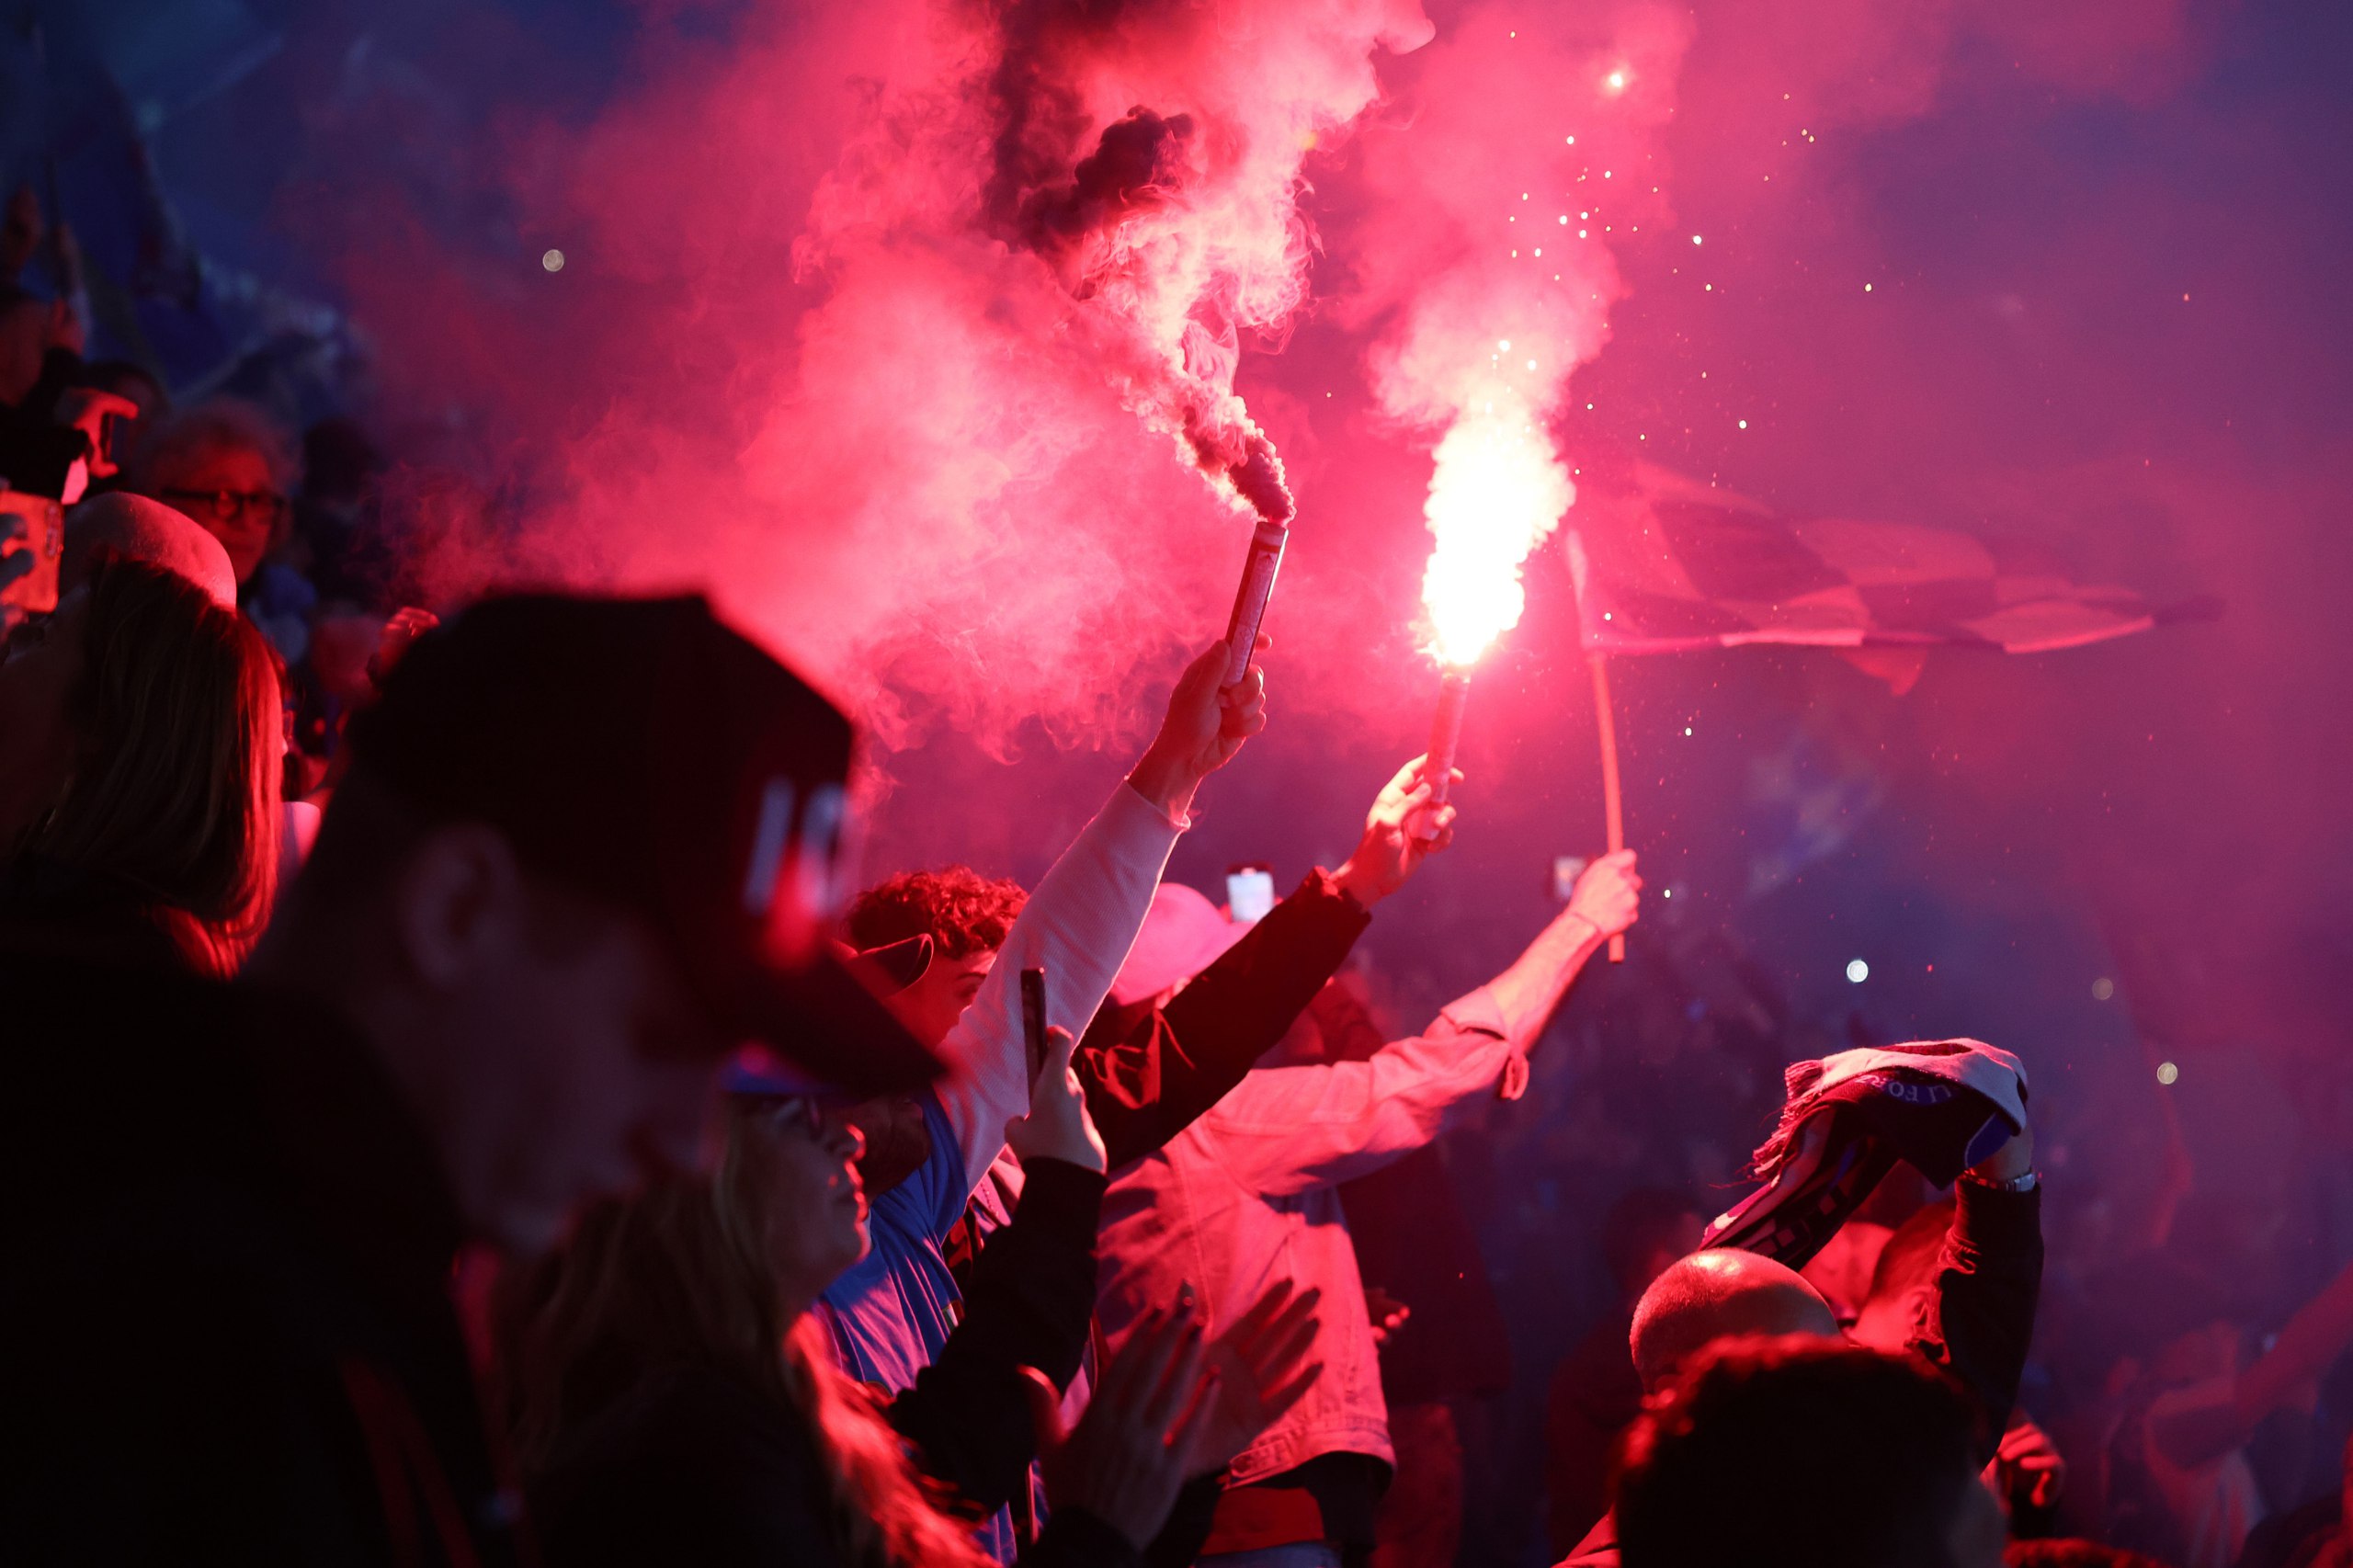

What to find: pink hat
left=61, top=494, right=237, bottom=609
left=1110, top=883, right=1251, bottom=1007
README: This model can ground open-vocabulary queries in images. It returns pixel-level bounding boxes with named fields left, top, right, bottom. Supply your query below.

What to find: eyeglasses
left=161, top=488, right=287, bottom=526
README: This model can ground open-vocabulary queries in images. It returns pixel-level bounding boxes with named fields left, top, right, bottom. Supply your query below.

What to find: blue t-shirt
left=819, top=1093, right=967, bottom=1390
left=817, top=1093, right=1028, bottom=1562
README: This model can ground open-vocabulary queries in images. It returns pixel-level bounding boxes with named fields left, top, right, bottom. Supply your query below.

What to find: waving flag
left=1566, top=466, right=2197, bottom=661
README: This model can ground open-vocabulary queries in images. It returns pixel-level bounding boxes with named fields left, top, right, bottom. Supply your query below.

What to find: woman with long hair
left=0, top=552, right=281, bottom=974
left=501, top=1028, right=1322, bottom=1568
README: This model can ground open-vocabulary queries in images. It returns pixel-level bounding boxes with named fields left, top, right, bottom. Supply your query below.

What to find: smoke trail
left=970, top=1, right=1434, bottom=526
left=327, top=0, right=1436, bottom=755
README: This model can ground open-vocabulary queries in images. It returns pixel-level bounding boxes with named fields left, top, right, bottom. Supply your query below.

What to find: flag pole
left=1586, top=650, right=1627, bottom=963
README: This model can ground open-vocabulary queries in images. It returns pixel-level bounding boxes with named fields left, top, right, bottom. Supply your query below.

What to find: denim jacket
left=1093, top=988, right=1517, bottom=1484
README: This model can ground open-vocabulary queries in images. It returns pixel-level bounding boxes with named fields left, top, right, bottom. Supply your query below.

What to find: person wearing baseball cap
left=0, top=591, right=937, bottom=1564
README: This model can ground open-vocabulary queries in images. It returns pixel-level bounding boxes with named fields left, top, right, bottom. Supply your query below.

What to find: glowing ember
left=1419, top=392, right=1574, bottom=668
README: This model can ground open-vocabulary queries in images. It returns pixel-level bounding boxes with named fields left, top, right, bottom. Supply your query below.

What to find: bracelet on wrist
left=1958, top=1167, right=2040, bottom=1195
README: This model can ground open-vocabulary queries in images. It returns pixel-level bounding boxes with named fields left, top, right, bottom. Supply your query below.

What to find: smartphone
left=95, top=404, right=131, bottom=472
left=1226, top=864, right=1276, bottom=924
left=1020, top=966, right=1049, bottom=1079
left=0, top=493, right=63, bottom=616
left=1551, top=855, right=1588, bottom=903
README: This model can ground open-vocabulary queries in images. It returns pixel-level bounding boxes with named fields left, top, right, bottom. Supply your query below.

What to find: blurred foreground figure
left=1095, top=846, right=1643, bottom=1568
left=0, top=593, right=941, bottom=1563
left=1615, top=1335, right=2008, bottom=1568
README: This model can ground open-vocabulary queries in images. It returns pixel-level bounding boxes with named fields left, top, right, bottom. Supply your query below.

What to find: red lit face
left=154, top=442, right=280, bottom=585
left=737, top=1105, right=869, bottom=1303
left=886, top=948, right=995, bottom=1051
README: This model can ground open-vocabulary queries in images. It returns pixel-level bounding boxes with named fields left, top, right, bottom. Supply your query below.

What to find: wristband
left=1958, top=1167, right=2040, bottom=1195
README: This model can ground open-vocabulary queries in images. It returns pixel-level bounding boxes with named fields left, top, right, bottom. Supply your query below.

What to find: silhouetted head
left=1618, top=1335, right=2001, bottom=1568
left=0, top=284, right=47, bottom=408
left=1629, top=1248, right=1840, bottom=1393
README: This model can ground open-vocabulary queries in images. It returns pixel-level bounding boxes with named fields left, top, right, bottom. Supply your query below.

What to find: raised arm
left=1185, top=998, right=1511, bottom=1197
left=1193, top=848, right=1642, bottom=1198
left=932, top=640, right=1268, bottom=1200
left=1076, top=755, right=1456, bottom=1168
left=1908, top=1129, right=2045, bottom=1466
left=1484, top=850, right=1641, bottom=1050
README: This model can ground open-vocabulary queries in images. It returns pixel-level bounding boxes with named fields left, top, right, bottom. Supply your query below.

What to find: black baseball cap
left=344, top=592, right=942, bottom=1096
left=723, top=934, right=933, bottom=1099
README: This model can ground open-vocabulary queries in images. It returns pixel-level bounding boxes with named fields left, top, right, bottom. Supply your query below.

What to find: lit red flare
left=1418, top=393, right=1572, bottom=669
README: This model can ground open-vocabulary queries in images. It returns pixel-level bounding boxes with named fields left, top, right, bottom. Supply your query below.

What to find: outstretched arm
left=931, top=640, right=1268, bottom=1204
left=1484, top=849, right=1642, bottom=1050
left=1192, top=853, right=1643, bottom=1199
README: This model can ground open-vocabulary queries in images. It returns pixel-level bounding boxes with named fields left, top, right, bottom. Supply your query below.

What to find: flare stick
left=1222, top=516, right=1290, bottom=687
left=1423, top=666, right=1471, bottom=831
left=1588, top=651, right=1626, bottom=963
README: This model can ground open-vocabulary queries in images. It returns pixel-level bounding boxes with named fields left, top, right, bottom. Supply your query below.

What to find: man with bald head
left=1630, top=1249, right=1840, bottom=1392
left=1558, top=1126, right=2042, bottom=1567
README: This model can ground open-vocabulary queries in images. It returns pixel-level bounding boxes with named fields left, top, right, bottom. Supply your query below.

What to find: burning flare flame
left=1419, top=390, right=1574, bottom=667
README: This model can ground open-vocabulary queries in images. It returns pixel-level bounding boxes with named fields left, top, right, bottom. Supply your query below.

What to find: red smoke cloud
left=276, top=0, right=2353, bottom=1150
left=330, top=0, right=1433, bottom=756
left=312, top=0, right=2222, bottom=800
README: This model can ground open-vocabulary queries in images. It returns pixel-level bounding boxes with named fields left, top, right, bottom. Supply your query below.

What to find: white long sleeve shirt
left=820, top=779, right=1183, bottom=1395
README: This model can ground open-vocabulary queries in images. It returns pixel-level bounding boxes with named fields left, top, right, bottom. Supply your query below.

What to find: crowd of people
left=6, top=187, right=2353, bottom=1568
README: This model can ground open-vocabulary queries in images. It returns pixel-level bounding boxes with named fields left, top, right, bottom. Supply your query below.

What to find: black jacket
left=0, top=957, right=522, bottom=1567
left=1076, top=868, right=1371, bottom=1170
left=1910, top=1179, right=2046, bottom=1462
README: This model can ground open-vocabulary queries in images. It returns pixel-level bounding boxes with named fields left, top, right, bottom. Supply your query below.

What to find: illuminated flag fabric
left=1566, top=468, right=2185, bottom=657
